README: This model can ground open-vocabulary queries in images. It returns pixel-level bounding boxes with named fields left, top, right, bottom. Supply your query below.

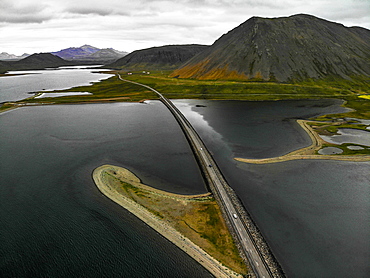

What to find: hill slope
left=0, top=53, right=72, bottom=73
left=170, top=14, right=370, bottom=82
left=108, top=44, right=208, bottom=70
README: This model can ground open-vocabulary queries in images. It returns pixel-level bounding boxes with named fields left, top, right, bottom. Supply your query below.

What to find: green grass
left=123, top=71, right=361, bottom=101
left=102, top=167, right=247, bottom=275
left=22, top=74, right=158, bottom=104
left=2, top=71, right=369, bottom=117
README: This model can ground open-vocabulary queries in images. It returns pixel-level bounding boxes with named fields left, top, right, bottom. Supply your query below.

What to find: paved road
left=117, top=74, right=273, bottom=278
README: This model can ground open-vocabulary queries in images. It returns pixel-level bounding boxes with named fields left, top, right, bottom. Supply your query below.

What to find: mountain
left=108, top=44, right=208, bottom=70
left=170, top=14, right=370, bottom=82
left=52, top=45, right=100, bottom=60
left=0, top=53, right=73, bottom=73
left=90, top=48, right=127, bottom=59
left=78, top=48, right=128, bottom=64
left=52, top=45, right=128, bottom=63
left=0, top=52, right=30, bottom=61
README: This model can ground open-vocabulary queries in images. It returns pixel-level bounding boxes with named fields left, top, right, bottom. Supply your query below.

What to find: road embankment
left=93, top=164, right=244, bottom=278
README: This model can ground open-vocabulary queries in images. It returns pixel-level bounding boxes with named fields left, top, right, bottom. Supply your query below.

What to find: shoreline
left=93, top=164, right=244, bottom=278
left=0, top=97, right=149, bottom=114
left=235, top=120, right=370, bottom=164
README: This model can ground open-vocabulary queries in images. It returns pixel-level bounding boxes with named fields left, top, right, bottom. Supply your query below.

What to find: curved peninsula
left=93, top=165, right=247, bottom=278
left=235, top=120, right=370, bottom=164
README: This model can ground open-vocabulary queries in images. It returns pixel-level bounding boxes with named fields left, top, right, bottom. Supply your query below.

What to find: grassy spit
left=93, top=165, right=248, bottom=277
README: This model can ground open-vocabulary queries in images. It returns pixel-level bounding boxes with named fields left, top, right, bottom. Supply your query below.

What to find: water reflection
left=320, top=128, right=370, bottom=146
left=318, top=146, right=343, bottom=154
left=0, top=67, right=113, bottom=102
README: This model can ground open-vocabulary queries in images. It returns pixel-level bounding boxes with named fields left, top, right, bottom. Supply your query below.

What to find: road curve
left=117, top=74, right=275, bottom=278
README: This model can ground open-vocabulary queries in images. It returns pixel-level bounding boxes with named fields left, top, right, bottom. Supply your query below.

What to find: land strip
left=93, top=164, right=246, bottom=278
left=2, top=70, right=369, bottom=115
left=235, top=120, right=370, bottom=164
left=116, top=75, right=283, bottom=277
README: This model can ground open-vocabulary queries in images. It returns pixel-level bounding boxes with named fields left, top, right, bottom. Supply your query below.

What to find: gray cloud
left=0, top=14, right=51, bottom=24
left=63, top=4, right=131, bottom=17
left=0, top=0, right=369, bottom=55
left=66, top=7, right=114, bottom=16
left=0, top=1, right=52, bottom=23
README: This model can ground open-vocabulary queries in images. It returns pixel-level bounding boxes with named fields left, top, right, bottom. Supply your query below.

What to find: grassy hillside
left=171, top=14, right=370, bottom=82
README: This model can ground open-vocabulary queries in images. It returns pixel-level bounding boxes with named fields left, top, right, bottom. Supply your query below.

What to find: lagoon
left=0, top=67, right=113, bottom=102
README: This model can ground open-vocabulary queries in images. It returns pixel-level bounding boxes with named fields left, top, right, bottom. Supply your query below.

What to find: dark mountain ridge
left=108, top=44, right=208, bottom=70
left=0, top=53, right=75, bottom=73
left=170, top=14, right=370, bottom=82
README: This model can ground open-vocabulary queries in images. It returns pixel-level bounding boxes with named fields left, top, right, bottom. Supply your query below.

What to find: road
left=117, top=74, right=273, bottom=278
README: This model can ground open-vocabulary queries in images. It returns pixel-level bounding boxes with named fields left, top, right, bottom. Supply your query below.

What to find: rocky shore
left=222, top=183, right=285, bottom=278
left=204, top=161, right=285, bottom=278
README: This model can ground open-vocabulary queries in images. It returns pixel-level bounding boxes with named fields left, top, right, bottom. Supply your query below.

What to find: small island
left=93, top=165, right=248, bottom=278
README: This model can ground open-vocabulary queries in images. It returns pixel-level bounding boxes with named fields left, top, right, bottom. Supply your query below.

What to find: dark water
left=0, top=103, right=211, bottom=277
left=1, top=99, right=369, bottom=277
left=174, top=99, right=370, bottom=277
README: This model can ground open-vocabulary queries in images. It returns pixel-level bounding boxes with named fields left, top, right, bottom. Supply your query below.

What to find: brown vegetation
left=93, top=165, right=247, bottom=276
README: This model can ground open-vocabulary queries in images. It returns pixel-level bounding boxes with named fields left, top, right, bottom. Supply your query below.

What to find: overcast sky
left=1, top=0, right=369, bottom=55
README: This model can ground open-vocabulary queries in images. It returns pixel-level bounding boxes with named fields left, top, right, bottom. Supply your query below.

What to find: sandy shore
left=93, top=164, right=243, bottom=278
left=235, top=120, right=370, bottom=164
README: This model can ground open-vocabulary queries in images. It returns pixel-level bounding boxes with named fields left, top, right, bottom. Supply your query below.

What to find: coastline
left=235, top=119, right=370, bottom=164
left=93, top=164, right=244, bottom=278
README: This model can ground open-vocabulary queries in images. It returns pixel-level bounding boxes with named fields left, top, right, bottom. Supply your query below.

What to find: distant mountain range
left=52, top=45, right=128, bottom=64
left=0, top=52, right=30, bottom=61
left=108, top=44, right=208, bottom=70
left=0, top=45, right=128, bottom=73
left=170, top=14, right=370, bottom=82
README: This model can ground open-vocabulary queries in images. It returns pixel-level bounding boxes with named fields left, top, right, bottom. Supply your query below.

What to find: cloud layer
left=1, top=0, right=369, bottom=55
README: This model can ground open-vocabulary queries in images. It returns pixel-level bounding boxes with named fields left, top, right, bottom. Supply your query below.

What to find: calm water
left=320, top=128, right=370, bottom=147
left=0, top=103, right=211, bottom=277
left=1, top=74, right=369, bottom=278
left=0, top=67, right=113, bottom=102
left=174, top=99, right=370, bottom=277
